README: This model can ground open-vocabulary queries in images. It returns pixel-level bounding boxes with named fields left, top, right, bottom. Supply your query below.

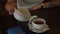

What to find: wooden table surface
left=0, top=6, right=60, bottom=34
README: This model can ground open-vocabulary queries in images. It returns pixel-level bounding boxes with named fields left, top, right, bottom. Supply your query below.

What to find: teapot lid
left=13, top=8, right=31, bottom=22
left=14, top=8, right=31, bottom=19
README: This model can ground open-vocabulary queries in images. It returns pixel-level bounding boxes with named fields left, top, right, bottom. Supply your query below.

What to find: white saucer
left=28, top=22, right=50, bottom=33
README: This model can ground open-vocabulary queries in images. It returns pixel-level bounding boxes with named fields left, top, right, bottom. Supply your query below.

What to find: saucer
left=28, top=22, right=50, bottom=33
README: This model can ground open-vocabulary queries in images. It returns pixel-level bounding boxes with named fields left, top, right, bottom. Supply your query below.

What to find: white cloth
left=17, top=0, right=44, bottom=9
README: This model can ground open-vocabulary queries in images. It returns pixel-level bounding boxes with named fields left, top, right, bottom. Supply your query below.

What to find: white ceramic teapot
left=13, top=8, right=31, bottom=22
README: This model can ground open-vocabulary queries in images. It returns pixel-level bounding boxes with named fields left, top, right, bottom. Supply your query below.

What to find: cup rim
left=32, top=18, right=46, bottom=24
